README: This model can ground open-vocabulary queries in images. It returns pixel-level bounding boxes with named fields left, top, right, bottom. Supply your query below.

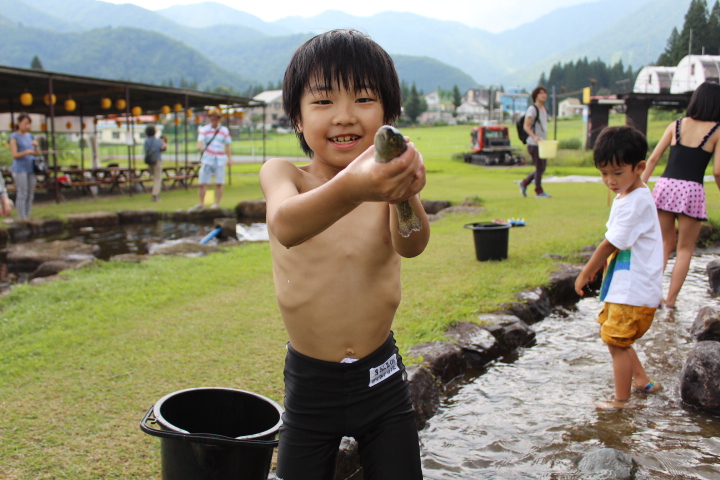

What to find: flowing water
left=28, top=221, right=269, bottom=260
left=420, top=255, right=720, bottom=479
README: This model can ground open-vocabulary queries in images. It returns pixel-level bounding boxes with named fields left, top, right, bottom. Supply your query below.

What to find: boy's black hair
left=145, top=125, right=156, bottom=137
left=686, top=81, right=720, bottom=121
left=282, top=29, right=401, bottom=156
left=593, top=126, right=648, bottom=168
left=531, top=86, right=547, bottom=102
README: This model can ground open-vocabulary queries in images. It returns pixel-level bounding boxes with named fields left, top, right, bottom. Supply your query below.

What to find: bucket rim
left=152, top=387, right=284, bottom=440
left=463, top=222, right=511, bottom=230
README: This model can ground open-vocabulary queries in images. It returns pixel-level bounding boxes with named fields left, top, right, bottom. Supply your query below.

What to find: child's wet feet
left=594, top=400, right=637, bottom=409
left=633, top=380, right=662, bottom=393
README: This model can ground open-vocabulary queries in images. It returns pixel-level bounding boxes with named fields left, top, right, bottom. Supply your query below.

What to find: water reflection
left=421, top=255, right=720, bottom=479
left=45, top=221, right=269, bottom=260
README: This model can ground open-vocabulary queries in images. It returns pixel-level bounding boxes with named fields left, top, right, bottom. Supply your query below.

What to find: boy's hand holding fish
left=337, top=129, right=425, bottom=207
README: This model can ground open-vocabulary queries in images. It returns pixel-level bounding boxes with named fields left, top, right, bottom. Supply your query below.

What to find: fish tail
left=395, top=201, right=423, bottom=238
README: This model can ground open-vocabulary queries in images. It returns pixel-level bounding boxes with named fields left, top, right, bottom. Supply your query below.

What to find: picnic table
left=1, top=162, right=202, bottom=198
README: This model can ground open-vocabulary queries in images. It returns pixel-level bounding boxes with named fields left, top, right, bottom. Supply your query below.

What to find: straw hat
left=207, top=107, right=222, bottom=117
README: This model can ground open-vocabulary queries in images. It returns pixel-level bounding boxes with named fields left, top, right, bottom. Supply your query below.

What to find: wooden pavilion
left=0, top=64, right=265, bottom=202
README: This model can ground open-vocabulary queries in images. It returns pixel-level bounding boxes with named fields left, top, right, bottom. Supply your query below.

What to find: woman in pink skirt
left=643, top=82, right=720, bottom=308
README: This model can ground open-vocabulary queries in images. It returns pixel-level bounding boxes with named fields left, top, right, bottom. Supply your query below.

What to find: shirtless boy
left=259, top=30, right=429, bottom=479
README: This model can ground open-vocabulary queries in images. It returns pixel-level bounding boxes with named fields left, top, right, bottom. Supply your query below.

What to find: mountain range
left=0, top=0, right=692, bottom=94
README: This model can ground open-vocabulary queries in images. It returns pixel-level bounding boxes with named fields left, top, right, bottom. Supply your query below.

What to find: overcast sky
left=102, top=0, right=599, bottom=33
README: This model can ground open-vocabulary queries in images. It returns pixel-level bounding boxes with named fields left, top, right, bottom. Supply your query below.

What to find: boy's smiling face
left=598, top=160, right=646, bottom=197
left=296, top=77, right=385, bottom=169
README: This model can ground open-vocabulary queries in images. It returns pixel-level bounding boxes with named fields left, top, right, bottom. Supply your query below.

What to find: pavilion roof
left=0, top=64, right=263, bottom=117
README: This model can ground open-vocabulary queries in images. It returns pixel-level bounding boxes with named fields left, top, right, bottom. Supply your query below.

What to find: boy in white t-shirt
left=575, top=126, right=664, bottom=409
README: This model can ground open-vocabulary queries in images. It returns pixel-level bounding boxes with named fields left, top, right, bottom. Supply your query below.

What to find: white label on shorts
left=369, top=354, right=399, bottom=387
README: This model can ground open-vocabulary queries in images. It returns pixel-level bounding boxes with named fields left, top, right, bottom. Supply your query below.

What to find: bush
left=558, top=137, right=582, bottom=150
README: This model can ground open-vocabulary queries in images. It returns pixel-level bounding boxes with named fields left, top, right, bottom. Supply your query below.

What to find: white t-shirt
left=525, top=104, right=547, bottom=146
left=599, top=186, right=663, bottom=307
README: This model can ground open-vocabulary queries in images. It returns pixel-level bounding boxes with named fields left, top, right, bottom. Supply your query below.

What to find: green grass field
left=1, top=114, right=717, bottom=478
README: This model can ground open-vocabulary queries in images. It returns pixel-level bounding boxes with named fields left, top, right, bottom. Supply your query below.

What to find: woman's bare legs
left=657, top=210, right=677, bottom=272
left=665, top=213, right=702, bottom=308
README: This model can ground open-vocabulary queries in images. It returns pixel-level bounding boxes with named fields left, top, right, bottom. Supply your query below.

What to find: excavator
left=462, top=125, right=524, bottom=166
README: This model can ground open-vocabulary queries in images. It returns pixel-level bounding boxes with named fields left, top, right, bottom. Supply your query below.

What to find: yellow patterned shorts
left=597, top=302, right=657, bottom=348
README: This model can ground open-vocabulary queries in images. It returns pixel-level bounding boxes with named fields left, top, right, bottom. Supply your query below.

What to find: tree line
left=657, top=0, right=720, bottom=66
left=538, top=58, right=636, bottom=99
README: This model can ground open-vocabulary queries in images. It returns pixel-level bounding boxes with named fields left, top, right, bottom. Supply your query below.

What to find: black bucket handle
left=140, top=406, right=279, bottom=449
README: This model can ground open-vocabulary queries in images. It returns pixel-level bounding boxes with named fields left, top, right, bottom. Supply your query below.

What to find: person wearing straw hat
left=518, top=86, right=551, bottom=198
left=195, top=107, right=232, bottom=208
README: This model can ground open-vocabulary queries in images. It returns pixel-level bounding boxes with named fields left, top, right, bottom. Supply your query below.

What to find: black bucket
left=464, top=222, right=511, bottom=261
left=140, top=387, right=283, bottom=480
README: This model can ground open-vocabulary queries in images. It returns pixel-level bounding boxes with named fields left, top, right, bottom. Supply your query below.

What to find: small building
left=251, top=90, right=286, bottom=129
left=95, top=116, right=163, bottom=145
left=499, top=87, right=529, bottom=120
left=633, top=66, right=676, bottom=94
left=670, top=55, right=720, bottom=94
left=418, top=90, right=457, bottom=125
left=558, top=98, right=584, bottom=117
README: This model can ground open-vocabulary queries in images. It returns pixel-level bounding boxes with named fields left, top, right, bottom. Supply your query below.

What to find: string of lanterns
left=16, top=92, right=246, bottom=130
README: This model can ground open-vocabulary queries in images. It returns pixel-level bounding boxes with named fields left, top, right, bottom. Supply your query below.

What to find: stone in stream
left=690, top=306, right=720, bottom=342
left=577, top=447, right=638, bottom=480
left=681, top=340, right=720, bottom=412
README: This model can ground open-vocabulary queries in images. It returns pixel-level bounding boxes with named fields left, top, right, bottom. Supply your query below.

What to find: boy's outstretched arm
left=575, top=239, right=618, bottom=296
left=260, top=144, right=424, bottom=248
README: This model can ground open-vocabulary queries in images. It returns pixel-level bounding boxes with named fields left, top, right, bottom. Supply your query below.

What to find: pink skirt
left=651, top=177, right=707, bottom=221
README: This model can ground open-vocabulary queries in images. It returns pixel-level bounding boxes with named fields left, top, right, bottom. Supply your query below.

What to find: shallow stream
left=23, top=221, right=269, bottom=261
left=420, top=255, right=720, bottom=479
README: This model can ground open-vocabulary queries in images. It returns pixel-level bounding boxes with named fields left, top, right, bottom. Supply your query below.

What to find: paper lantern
left=195, top=116, right=201, bottom=124
left=64, top=98, right=77, bottom=112
left=115, top=99, right=126, bottom=110
left=186, top=109, right=193, bottom=118
left=173, top=103, right=183, bottom=113
left=131, top=106, right=142, bottom=116
left=41, top=123, right=47, bottom=131
left=136, top=118, right=142, bottom=125
left=65, top=122, right=72, bottom=130
left=116, top=120, right=122, bottom=127
left=233, top=111, right=245, bottom=119
left=160, top=105, right=171, bottom=115
left=100, top=98, right=112, bottom=109
left=8, top=122, right=14, bottom=130
left=93, top=118, right=98, bottom=125
left=82, top=123, right=86, bottom=130
left=20, top=92, right=33, bottom=106
left=174, top=118, right=180, bottom=125
left=43, top=93, right=57, bottom=106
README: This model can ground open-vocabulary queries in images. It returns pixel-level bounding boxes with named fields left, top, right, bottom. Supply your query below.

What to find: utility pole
left=552, top=85, right=558, bottom=140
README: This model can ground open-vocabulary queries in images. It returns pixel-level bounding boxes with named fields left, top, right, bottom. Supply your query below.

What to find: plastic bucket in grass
left=538, top=140, right=558, bottom=159
left=464, top=222, right=511, bottom=261
left=140, top=387, right=283, bottom=480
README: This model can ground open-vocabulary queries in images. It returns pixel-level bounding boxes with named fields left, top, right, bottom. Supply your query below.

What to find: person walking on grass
left=143, top=125, right=165, bottom=202
left=518, top=86, right=551, bottom=198
left=575, top=126, right=663, bottom=409
left=260, top=29, right=429, bottom=479
left=195, top=107, right=231, bottom=209
left=8, top=114, right=38, bottom=218
left=641, top=81, right=720, bottom=309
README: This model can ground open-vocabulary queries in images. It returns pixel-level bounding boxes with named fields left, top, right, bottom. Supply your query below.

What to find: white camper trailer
left=670, top=55, right=720, bottom=94
left=633, top=66, right=676, bottom=94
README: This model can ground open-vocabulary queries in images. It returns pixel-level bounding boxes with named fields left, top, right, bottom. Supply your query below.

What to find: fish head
left=374, top=125, right=407, bottom=162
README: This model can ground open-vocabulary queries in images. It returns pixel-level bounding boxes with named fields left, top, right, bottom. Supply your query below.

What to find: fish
left=374, top=125, right=423, bottom=238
